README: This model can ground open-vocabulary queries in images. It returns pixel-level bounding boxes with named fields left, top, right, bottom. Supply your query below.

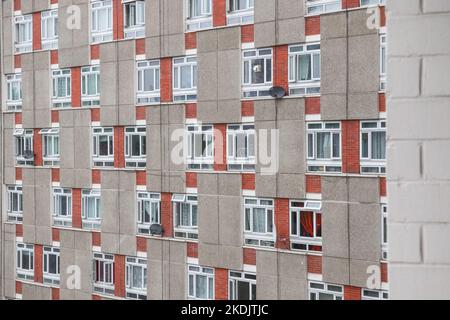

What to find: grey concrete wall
left=145, top=0, right=185, bottom=59
left=2, top=0, right=14, bottom=74
left=254, top=0, right=305, bottom=47
left=3, top=114, right=15, bottom=185
left=387, top=0, right=450, bottom=300
left=22, top=283, right=52, bottom=300
left=146, top=104, right=186, bottom=193
left=197, top=27, right=241, bottom=124
left=3, top=224, right=16, bottom=299
left=321, top=9, right=380, bottom=121
left=198, top=173, right=243, bottom=270
left=147, top=238, right=186, bottom=300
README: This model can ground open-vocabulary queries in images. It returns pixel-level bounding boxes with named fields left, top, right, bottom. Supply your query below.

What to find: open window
left=290, top=200, right=322, bottom=252
left=14, top=129, right=34, bottom=166
left=229, top=271, right=256, bottom=300
left=123, top=0, right=145, bottom=39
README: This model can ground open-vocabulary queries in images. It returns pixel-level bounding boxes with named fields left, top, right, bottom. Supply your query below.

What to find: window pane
left=298, top=55, right=311, bottom=81
left=372, top=131, right=386, bottom=160
left=316, top=132, right=331, bottom=159
left=362, top=133, right=369, bottom=158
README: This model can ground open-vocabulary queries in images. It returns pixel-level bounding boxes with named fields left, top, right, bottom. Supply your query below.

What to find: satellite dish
left=150, top=224, right=164, bottom=236
left=269, top=86, right=286, bottom=99
left=23, top=150, right=34, bottom=159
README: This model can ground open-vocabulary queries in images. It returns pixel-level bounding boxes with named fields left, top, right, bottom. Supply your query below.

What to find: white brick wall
left=387, top=0, right=450, bottom=299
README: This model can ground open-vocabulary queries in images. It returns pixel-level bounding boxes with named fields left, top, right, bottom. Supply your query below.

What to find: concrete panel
left=322, top=176, right=349, bottom=202
left=348, top=9, right=379, bottom=37
left=22, top=283, right=52, bottom=300
left=322, top=202, right=349, bottom=259
left=101, top=233, right=120, bottom=254
left=350, top=259, right=379, bottom=288
left=277, top=173, right=305, bottom=199
left=348, top=177, right=380, bottom=203
left=2, top=0, right=13, bottom=18
left=256, top=250, right=278, bottom=300
left=277, top=18, right=305, bottom=45
left=218, top=196, right=242, bottom=246
left=278, top=119, right=304, bottom=173
left=118, top=59, right=136, bottom=106
left=347, top=92, right=379, bottom=120
left=278, top=252, right=308, bottom=300
left=34, top=0, right=51, bottom=11
left=349, top=203, right=381, bottom=261
left=198, top=195, right=219, bottom=244
left=322, top=256, right=350, bottom=286
left=119, top=104, right=136, bottom=126
left=198, top=243, right=243, bottom=270
left=21, top=0, right=33, bottom=14
left=147, top=125, right=162, bottom=171
left=254, top=21, right=276, bottom=48
left=255, top=174, right=277, bottom=198
left=321, top=11, right=348, bottom=40
left=101, top=190, right=119, bottom=234
left=100, top=61, right=118, bottom=109
left=198, top=173, right=219, bottom=195
left=4, top=129, right=16, bottom=168
left=254, top=0, right=276, bottom=23
left=73, top=126, right=91, bottom=170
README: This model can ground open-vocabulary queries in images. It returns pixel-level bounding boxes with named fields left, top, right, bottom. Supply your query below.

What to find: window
left=6, top=74, right=22, bottom=111
left=380, top=34, right=386, bottom=91
left=361, top=0, right=385, bottom=7
left=288, top=43, right=321, bottom=96
left=242, top=48, right=273, bottom=98
left=92, top=127, right=114, bottom=167
left=227, top=124, right=255, bottom=171
left=244, top=198, right=275, bottom=248
left=137, top=192, right=161, bottom=235
left=126, top=257, right=147, bottom=300
left=91, top=0, right=113, bottom=43
left=41, top=128, right=60, bottom=166
left=309, top=281, right=343, bottom=300
left=306, top=122, right=342, bottom=173
left=306, top=0, right=341, bottom=15
left=41, top=10, right=58, bottom=50
left=82, top=189, right=101, bottom=230
left=360, top=121, right=386, bottom=174
left=17, top=243, right=34, bottom=281
left=186, top=125, right=214, bottom=170
left=173, top=56, right=197, bottom=101
left=14, top=15, right=32, bottom=53
left=186, top=0, right=213, bottom=31
left=362, top=289, right=389, bottom=300
left=229, top=271, right=256, bottom=300
left=81, top=66, right=100, bottom=107
left=43, top=246, right=60, bottom=286
left=136, top=60, right=160, bottom=105
left=93, top=252, right=114, bottom=295
left=381, top=204, right=388, bottom=261
left=124, top=0, right=145, bottom=38
left=173, top=194, right=198, bottom=240
left=125, top=127, right=146, bottom=168
left=7, top=185, right=23, bottom=223
left=188, top=265, right=214, bottom=300
left=52, top=69, right=71, bottom=108
left=290, top=200, right=322, bottom=252
left=14, top=129, right=34, bottom=166
left=52, top=188, right=72, bottom=227
left=227, top=0, right=254, bottom=26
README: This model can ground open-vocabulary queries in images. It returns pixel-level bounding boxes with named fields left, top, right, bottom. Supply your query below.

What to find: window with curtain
left=137, top=192, right=160, bottom=234
left=82, top=190, right=101, bottom=221
left=361, top=121, right=386, bottom=174
left=290, top=201, right=322, bottom=252
left=91, top=0, right=113, bottom=42
left=53, top=188, right=72, bottom=224
left=244, top=198, right=275, bottom=247
left=173, top=195, right=198, bottom=239
left=14, top=15, right=32, bottom=53
left=188, top=0, right=212, bottom=19
left=7, top=185, right=23, bottom=222
left=306, top=122, right=342, bottom=173
left=289, top=43, right=321, bottom=95
left=187, top=125, right=214, bottom=170
left=227, top=124, right=255, bottom=171
left=43, top=246, right=60, bottom=284
left=188, top=265, right=214, bottom=300
left=41, top=10, right=58, bottom=49
left=126, top=257, right=147, bottom=299
left=93, top=253, right=114, bottom=289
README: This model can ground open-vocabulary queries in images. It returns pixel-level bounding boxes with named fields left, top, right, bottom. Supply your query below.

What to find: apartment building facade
left=0, top=0, right=388, bottom=300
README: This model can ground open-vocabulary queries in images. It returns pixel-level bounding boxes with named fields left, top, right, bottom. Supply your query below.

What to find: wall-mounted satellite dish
left=150, top=224, right=164, bottom=236
left=269, top=86, right=286, bottom=99
left=23, top=150, right=34, bottom=159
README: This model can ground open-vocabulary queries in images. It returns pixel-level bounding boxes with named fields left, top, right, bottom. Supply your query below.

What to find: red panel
left=51, top=168, right=60, bottom=182
left=381, top=262, right=388, bottom=283
left=213, top=124, right=227, bottom=171
left=52, top=288, right=60, bottom=300
left=241, top=100, right=254, bottom=117
left=72, top=189, right=82, bottom=229
left=380, top=177, right=387, bottom=197
left=14, top=0, right=21, bottom=11
left=91, top=45, right=100, bottom=60
left=136, top=39, right=145, bottom=55
left=136, top=106, right=146, bottom=120
left=136, top=171, right=147, bottom=186
left=213, top=0, right=227, bottom=27
left=16, top=167, right=22, bottom=181
left=161, top=193, right=173, bottom=237
left=344, top=286, right=361, bottom=300
left=185, top=103, right=197, bottom=119
left=305, top=97, right=320, bottom=115
left=113, top=0, right=124, bottom=40
left=307, top=255, right=322, bottom=274
left=379, top=93, right=386, bottom=112
left=136, top=236, right=147, bottom=252
left=275, top=198, right=290, bottom=250
left=33, top=128, right=43, bottom=167
left=187, top=242, right=198, bottom=258
left=51, top=110, right=59, bottom=123
left=241, top=173, right=255, bottom=190
left=274, top=45, right=289, bottom=94
left=71, top=67, right=81, bottom=108
left=50, top=50, right=58, bottom=64
left=342, top=120, right=360, bottom=174
left=15, top=112, right=22, bottom=125
left=92, top=169, right=101, bottom=184
left=380, top=6, right=386, bottom=27
left=114, top=255, right=126, bottom=298
left=342, top=0, right=360, bottom=9
left=114, top=127, right=125, bottom=169
left=186, top=172, right=198, bottom=188
left=243, top=248, right=256, bottom=265
left=91, top=108, right=100, bottom=122
left=52, top=228, right=60, bottom=242
left=34, top=245, right=43, bottom=283
left=16, top=224, right=23, bottom=237
left=14, top=54, right=21, bottom=68
left=305, top=16, right=320, bottom=36
left=16, top=281, right=22, bottom=294
left=185, top=32, right=197, bottom=50
left=160, top=58, right=173, bottom=103
left=33, top=12, right=42, bottom=51
left=92, top=232, right=101, bottom=247
left=306, top=175, right=321, bottom=194
left=241, top=24, right=254, bottom=43
left=215, top=268, right=228, bottom=300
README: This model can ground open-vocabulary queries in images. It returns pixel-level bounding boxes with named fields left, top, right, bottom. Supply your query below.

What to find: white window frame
left=288, top=43, right=321, bottom=96
left=173, top=56, right=198, bottom=102
left=7, top=185, right=23, bottom=223
left=14, top=129, right=34, bottom=166
left=227, top=0, right=254, bottom=26
left=6, top=74, right=22, bottom=111
left=380, top=33, right=386, bottom=91
left=52, top=187, right=72, bottom=227
left=91, top=0, right=113, bottom=43
left=14, top=15, right=33, bottom=53
left=227, top=124, right=255, bottom=172
left=244, top=197, right=275, bottom=248
left=125, top=127, right=147, bottom=168
left=41, top=9, right=58, bottom=50
left=186, top=0, right=213, bottom=31
left=362, top=288, right=389, bottom=300
left=187, top=265, right=214, bottom=300
left=136, top=60, right=161, bottom=105
left=123, top=0, right=145, bottom=39
left=229, top=271, right=256, bottom=300
left=173, top=194, right=198, bottom=240
left=242, top=48, right=273, bottom=99
left=92, top=127, right=114, bottom=167
left=52, top=69, right=71, bottom=109
left=290, top=200, right=322, bottom=252
left=136, top=192, right=161, bottom=235
left=186, top=125, right=214, bottom=170
left=125, top=256, right=147, bottom=300
left=81, top=66, right=101, bottom=107
left=82, top=189, right=101, bottom=230
left=381, top=204, right=388, bottom=261
left=306, top=122, right=342, bottom=173
left=360, top=0, right=385, bottom=7
left=43, top=246, right=60, bottom=286
left=40, top=128, right=60, bottom=166
left=93, top=252, right=115, bottom=295
left=360, top=120, right=386, bottom=175
left=309, top=281, right=343, bottom=300
left=17, top=243, right=34, bottom=281
left=306, top=0, right=342, bottom=16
